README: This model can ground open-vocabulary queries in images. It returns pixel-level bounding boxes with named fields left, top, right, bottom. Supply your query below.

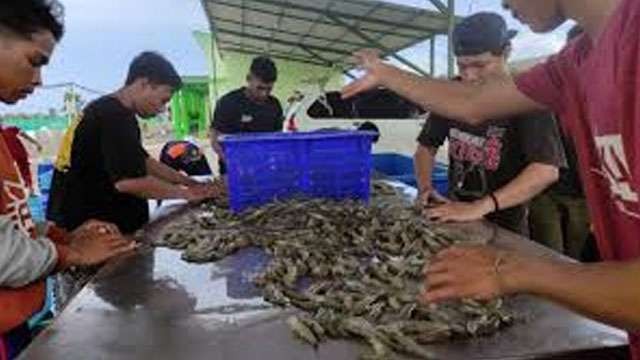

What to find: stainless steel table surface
left=20, top=193, right=629, bottom=360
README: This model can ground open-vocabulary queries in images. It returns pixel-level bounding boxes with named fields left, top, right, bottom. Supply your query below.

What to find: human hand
left=341, top=49, right=388, bottom=99
left=66, top=221, right=137, bottom=267
left=415, top=188, right=449, bottom=210
left=76, top=219, right=120, bottom=236
left=183, top=181, right=226, bottom=202
left=426, top=198, right=493, bottom=223
left=421, top=245, right=510, bottom=303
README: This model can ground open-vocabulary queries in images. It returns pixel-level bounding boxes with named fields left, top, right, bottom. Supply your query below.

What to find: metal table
left=21, top=196, right=629, bottom=360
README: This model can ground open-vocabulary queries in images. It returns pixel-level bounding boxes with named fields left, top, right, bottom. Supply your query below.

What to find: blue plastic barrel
left=372, top=152, right=448, bottom=194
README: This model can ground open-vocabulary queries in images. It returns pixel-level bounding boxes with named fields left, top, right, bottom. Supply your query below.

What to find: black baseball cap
left=453, top=12, right=518, bottom=57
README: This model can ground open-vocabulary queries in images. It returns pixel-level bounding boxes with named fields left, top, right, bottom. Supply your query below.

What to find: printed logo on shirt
left=593, top=134, right=640, bottom=219
left=449, top=126, right=505, bottom=171
left=2, top=177, right=35, bottom=237
left=241, top=114, right=254, bottom=123
left=448, top=126, right=506, bottom=197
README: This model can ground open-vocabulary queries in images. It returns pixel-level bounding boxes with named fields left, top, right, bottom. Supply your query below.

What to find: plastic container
left=372, top=152, right=449, bottom=194
left=221, top=131, right=375, bottom=213
left=37, top=162, right=54, bottom=194
left=372, top=153, right=416, bottom=187
left=432, top=162, right=449, bottom=196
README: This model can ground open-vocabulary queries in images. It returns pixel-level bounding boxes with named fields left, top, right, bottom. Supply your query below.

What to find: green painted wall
left=170, top=78, right=210, bottom=138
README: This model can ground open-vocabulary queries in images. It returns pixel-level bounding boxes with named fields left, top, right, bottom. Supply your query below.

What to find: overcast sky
left=1, top=0, right=573, bottom=114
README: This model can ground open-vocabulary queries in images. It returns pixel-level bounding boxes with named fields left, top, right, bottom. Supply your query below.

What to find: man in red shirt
left=343, top=0, right=640, bottom=358
left=0, top=126, right=39, bottom=192
left=0, top=1, right=137, bottom=358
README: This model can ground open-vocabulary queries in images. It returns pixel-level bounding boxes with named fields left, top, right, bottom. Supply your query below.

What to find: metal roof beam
left=299, top=45, right=334, bottom=65
left=242, top=0, right=448, bottom=33
left=205, top=0, right=435, bottom=39
left=290, top=0, right=335, bottom=58
left=298, top=45, right=354, bottom=79
left=217, top=38, right=334, bottom=64
left=428, top=0, right=450, bottom=15
left=211, top=16, right=370, bottom=48
left=267, top=0, right=285, bottom=53
left=297, top=46, right=355, bottom=80
left=218, top=46, right=331, bottom=67
left=326, top=14, right=428, bottom=76
left=216, top=28, right=354, bottom=56
left=322, top=1, right=383, bottom=59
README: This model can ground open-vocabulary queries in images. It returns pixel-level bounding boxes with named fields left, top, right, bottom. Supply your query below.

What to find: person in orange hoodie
left=0, top=1, right=137, bottom=359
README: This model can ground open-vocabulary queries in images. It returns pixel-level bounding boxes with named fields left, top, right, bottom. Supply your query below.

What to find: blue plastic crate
left=221, top=131, right=375, bottom=213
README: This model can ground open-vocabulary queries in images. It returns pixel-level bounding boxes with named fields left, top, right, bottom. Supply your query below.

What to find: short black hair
left=250, top=56, right=278, bottom=83
left=0, top=0, right=64, bottom=41
left=125, top=51, right=183, bottom=89
left=567, top=25, right=584, bottom=42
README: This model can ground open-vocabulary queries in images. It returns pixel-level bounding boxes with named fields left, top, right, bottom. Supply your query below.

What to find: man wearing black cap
left=414, top=12, right=566, bottom=235
left=210, top=56, right=284, bottom=175
left=344, top=1, right=640, bottom=357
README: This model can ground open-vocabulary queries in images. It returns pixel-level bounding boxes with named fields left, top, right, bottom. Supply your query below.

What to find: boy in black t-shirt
left=61, top=52, right=220, bottom=234
left=413, top=13, right=566, bottom=234
left=210, top=56, right=284, bottom=175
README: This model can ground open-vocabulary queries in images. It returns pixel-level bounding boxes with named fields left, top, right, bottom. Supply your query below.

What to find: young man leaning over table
left=414, top=12, right=566, bottom=236
left=343, top=0, right=640, bottom=358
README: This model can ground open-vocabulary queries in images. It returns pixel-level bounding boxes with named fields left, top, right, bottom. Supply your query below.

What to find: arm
left=210, top=95, right=238, bottom=161
left=414, top=114, right=450, bottom=206
left=0, top=218, right=135, bottom=288
left=114, top=175, right=190, bottom=200
left=428, top=163, right=559, bottom=222
left=414, top=144, right=436, bottom=195
left=424, top=246, right=640, bottom=331
left=145, top=157, right=197, bottom=186
left=414, top=145, right=448, bottom=206
left=491, top=163, right=559, bottom=209
left=514, top=257, right=640, bottom=330
left=342, top=50, right=545, bottom=125
left=0, top=217, right=57, bottom=287
left=210, top=127, right=226, bottom=162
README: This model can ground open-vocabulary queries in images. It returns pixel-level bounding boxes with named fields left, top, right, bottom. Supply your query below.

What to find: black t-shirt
left=212, top=88, right=283, bottom=134
left=417, top=112, right=567, bottom=234
left=62, top=96, right=149, bottom=234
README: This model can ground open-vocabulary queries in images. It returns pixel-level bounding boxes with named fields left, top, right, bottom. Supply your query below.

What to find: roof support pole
left=430, top=36, right=436, bottom=76
left=447, top=0, right=456, bottom=78
left=326, top=14, right=429, bottom=77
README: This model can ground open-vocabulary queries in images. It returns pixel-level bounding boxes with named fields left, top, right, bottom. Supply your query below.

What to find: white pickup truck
left=283, top=88, right=433, bottom=157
